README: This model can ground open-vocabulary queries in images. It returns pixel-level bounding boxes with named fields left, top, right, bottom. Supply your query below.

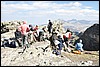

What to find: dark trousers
left=21, top=34, right=29, bottom=48
left=48, top=27, right=52, bottom=34
left=58, top=42, right=64, bottom=50
left=64, top=38, right=69, bottom=47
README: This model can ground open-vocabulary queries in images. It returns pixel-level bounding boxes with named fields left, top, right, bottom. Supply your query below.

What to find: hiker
left=63, top=34, right=68, bottom=48
left=18, top=21, right=30, bottom=49
left=28, top=24, right=37, bottom=43
left=34, top=25, right=38, bottom=31
left=47, top=20, right=53, bottom=34
left=50, top=29, right=59, bottom=54
left=75, top=39, right=84, bottom=52
left=38, top=29, right=45, bottom=41
left=33, top=25, right=39, bottom=41
left=64, top=29, right=72, bottom=48
left=65, top=29, right=72, bottom=40
left=29, top=24, right=34, bottom=31
left=56, top=35, right=65, bottom=55
left=42, top=26, right=49, bottom=40
left=42, top=26, right=47, bottom=33
left=14, top=28, right=22, bottom=47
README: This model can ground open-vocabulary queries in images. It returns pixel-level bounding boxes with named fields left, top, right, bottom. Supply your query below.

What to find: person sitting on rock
left=29, top=24, right=34, bottom=31
left=56, top=35, right=65, bottom=55
left=49, top=29, right=58, bottom=54
left=64, top=29, right=72, bottom=48
left=75, top=39, right=84, bottom=52
left=28, top=24, right=37, bottom=43
left=33, top=25, right=39, bottom=41
left=63, top=35, right=68, bottom=49
left=33, top=25, right=38, bottom=31
left=42, top=26, right=49, bottom=40
left=38, top=29, right=45, bottom=42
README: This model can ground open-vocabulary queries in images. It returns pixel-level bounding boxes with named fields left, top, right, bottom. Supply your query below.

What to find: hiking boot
left=52, top=49, right=57, bottom=54
left=19, top=45, right=22, bottom=47
left=64, top=49, right=66, bottom=52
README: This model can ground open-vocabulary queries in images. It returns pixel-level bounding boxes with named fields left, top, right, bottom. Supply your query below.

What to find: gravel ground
left=1, top=31, right=99, bottom=66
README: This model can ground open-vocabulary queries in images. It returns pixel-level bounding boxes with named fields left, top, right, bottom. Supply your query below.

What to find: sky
left=1, top=1, right=99, bottom=25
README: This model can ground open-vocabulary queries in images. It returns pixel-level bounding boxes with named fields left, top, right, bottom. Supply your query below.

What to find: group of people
left=47, top=20, right=84, bottom=55
left=49, top=28, right=72, bottom=55
left=14, top=20, right=84, bottom=54
left=15, top=21, right=46, bottom=51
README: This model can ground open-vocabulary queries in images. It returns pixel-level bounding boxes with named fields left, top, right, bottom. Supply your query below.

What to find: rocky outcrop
left=52, top=19, right=66, bottom=33
left=1, top=20, right=99, bottom=66
left=80, top=24, right=99, bottom=51
left=1, top=21, right=23, bottom=34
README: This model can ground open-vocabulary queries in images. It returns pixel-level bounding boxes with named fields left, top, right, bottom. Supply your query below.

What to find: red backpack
left=63, top=35, right=66, bottom=39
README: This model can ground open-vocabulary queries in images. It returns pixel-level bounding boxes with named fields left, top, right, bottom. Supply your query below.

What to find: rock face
left=80, top=24, right=99, bottom=51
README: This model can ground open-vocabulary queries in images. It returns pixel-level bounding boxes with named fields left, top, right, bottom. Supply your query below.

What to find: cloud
left=72, top=2, right=82, bottom=7
left=84, top=6, right=92, bottom=9
left=1, top=1, right=99, bottom=24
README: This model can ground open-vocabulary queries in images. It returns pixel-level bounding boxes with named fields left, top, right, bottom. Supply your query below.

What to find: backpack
left=65, top=32, right=71, bottom=39
left=63, top=35, right=66, bottom=39
left=10, top=41, right=16, bottom=48
left=26, top=27, right=30, bottom=32
left=2, top=40, right=9, bottom=47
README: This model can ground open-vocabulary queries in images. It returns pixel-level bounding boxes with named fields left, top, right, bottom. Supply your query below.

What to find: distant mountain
left=67, top=19, right=91, bottom=24
left=52, top=19, right=96, bottom=33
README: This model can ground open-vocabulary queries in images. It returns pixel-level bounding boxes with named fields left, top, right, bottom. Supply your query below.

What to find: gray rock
left=80, top=24, right=99, bottom=51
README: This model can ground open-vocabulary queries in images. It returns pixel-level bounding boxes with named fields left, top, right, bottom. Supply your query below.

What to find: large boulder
left=80, top=24, right=99, bottom=51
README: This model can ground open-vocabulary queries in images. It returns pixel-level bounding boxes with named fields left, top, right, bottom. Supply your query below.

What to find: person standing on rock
left=47, top=20, right=53, bottom=34
left=19, top=21, right=30, bottom=49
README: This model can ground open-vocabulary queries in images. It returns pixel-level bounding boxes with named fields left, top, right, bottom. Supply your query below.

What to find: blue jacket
left=75, top=43, right=83, bottom=51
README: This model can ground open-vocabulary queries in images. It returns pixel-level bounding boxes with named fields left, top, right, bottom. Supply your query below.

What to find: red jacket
left=19, top=24, right=30, bottom=35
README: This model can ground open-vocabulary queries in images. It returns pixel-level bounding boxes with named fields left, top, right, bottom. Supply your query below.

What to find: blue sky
left=1, top=1, right=99, bottom=25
